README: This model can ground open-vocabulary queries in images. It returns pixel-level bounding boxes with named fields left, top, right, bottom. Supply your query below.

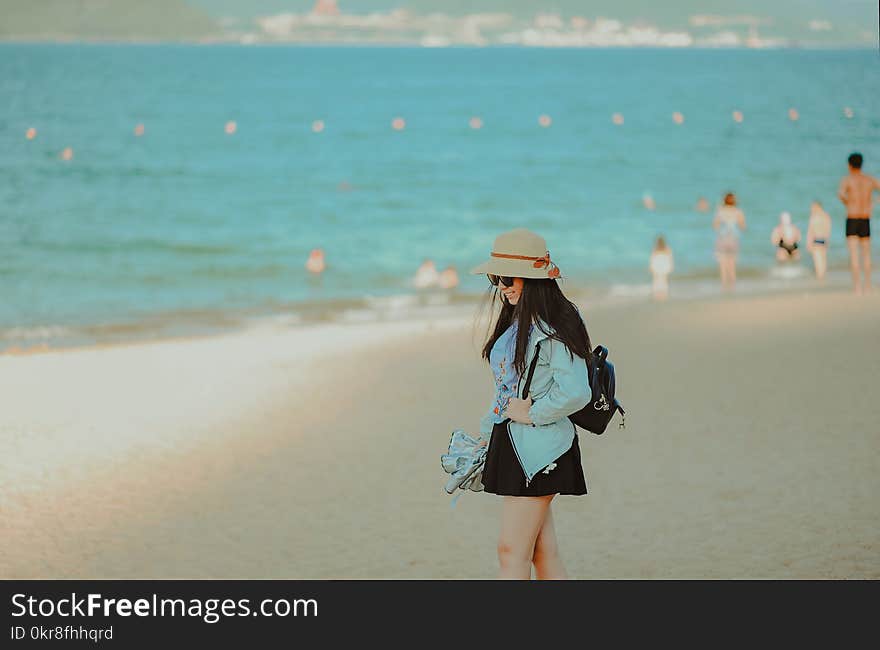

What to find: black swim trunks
left=846, top=218, right=870, bottom=238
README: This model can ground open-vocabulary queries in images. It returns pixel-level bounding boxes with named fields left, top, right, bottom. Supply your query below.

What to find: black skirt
left=481, top=421, right=587, bottom=497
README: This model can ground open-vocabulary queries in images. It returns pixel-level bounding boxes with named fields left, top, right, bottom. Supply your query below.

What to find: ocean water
left=1, top=45, right=878, bottom=348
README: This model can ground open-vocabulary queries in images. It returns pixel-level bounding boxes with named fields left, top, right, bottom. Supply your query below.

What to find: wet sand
left=2, top=289, right=878, bottom=578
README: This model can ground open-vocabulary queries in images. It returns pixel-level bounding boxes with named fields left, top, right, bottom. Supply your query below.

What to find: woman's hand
left=505, top=396, right=534, bottom=425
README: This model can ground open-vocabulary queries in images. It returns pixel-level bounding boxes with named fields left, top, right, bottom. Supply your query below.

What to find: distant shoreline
left=1, top=268, right=868, bottom=356
left=0, top=39, right=875, bottom=51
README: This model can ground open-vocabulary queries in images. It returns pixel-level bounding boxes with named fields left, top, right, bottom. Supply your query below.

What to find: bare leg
left=532, top=501, right=568, bottom=580
left=812, top=248, right=827, bottom=281
left=718, top=255, right=730, bottom=290
left=652, top=276, right=669, bottom=301
left=861, top=238, right=872, bottom=291
left=730, top=255, right=737, bottom=288
left=847, top=236, right=862, bottom=293
left=497, top=495, right=553, bottom=580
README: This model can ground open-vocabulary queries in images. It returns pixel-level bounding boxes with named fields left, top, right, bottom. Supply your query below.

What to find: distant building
left=312, top=0, right=340, bottom=16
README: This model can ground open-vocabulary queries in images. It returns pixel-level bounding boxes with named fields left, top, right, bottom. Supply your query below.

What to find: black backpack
left=523, top=342, right=625, bottom=435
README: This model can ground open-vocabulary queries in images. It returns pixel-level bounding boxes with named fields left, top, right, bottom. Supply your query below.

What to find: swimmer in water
left=696, top=197, right=710, bottom=213
left=413, top=259, right=440, bottom=289
left=438, top=265, right=459, bottom=290
left=305, top=248, right=326, bottom=274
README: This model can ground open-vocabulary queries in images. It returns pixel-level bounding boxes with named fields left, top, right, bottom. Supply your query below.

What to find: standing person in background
left=838, top=152, right=880, bottom=294
left=770, top=212, right=801, bottom=262
left=806, top=201, right=832, bottom=281
left=713, top=192, right=747, bottom=291
left=649, top=236, right=674, bottom=301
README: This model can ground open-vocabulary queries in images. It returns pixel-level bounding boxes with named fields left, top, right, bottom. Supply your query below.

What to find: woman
left=469, top=228, right=592, bottom=580
left=713, top=192, right=747, bottom=290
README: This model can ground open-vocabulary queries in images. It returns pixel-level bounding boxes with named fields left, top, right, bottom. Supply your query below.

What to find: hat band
left=490, top=251, right=560, bottom=278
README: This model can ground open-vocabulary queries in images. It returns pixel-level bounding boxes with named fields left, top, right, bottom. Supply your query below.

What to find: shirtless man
left=838, top=152, right=880, bottom=293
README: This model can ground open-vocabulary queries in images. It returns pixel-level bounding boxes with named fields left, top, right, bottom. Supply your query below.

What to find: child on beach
left=838, top=152, right=880, bottom=293
left=805, top=201, right=832, bottom=281
left=649, top=236, right=674, bottom=301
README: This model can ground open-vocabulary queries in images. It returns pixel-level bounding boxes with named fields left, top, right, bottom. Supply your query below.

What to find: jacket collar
left=528, top=317, right=555, bottom=346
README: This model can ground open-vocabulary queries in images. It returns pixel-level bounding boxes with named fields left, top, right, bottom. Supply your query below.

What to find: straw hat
left=470, top=228, right=562, bottom=279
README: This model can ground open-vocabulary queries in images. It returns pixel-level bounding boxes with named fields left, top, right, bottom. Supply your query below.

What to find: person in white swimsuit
left=649, top=236, right=674, bottom=301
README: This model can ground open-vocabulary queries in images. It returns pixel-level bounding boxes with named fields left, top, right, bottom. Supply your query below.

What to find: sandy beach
left=2, top=287, right=879, bottom=579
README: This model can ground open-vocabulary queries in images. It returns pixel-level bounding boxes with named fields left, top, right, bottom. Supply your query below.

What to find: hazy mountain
left=0, top=0, right=219, bottom=41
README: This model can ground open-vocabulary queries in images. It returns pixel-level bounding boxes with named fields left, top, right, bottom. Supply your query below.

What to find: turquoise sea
left=1, top=45, right=878, bottom=348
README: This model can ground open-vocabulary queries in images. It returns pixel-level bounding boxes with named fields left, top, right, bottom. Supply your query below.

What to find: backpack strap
left=520, top=341, right=542, bottom=399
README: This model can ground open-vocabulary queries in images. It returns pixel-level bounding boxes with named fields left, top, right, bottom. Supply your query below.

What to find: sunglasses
left=487, top=274, right=515, bottom=288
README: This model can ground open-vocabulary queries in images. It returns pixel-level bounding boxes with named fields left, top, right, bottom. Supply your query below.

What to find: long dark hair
left=481, top=278, right=592, bottom=377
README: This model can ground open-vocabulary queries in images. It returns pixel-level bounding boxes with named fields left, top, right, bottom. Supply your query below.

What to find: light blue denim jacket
left=478, top=317, right=592, bottom=486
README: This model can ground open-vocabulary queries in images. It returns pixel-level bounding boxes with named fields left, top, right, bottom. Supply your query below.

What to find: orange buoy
left=732, top=110, right=743, bottom=123
left=672, top=112, right=684, bottom=125
left=59, top=147, right=74, bottom=161
left=25, top=127, right=37, bottom=140
left=391, top=117, right=406, bottom=131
